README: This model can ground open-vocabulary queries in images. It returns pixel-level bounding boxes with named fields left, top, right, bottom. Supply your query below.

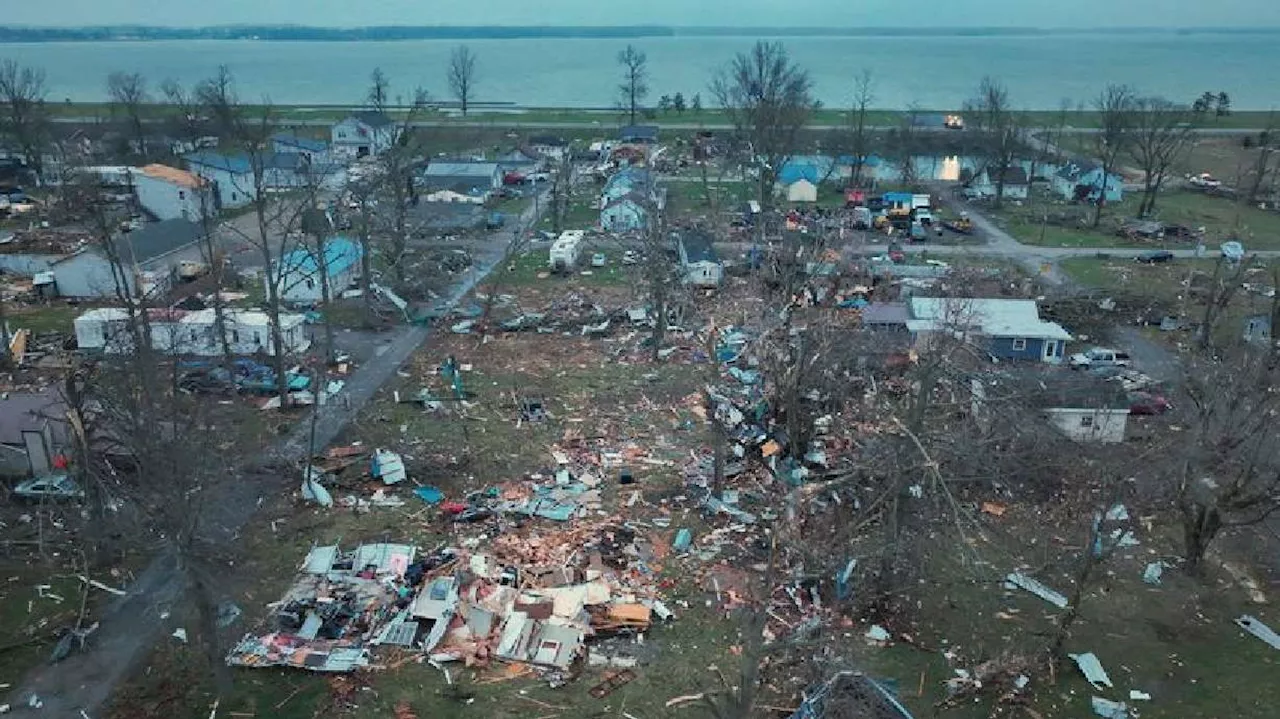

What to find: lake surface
left=2, top=33, right=1277, bottom=109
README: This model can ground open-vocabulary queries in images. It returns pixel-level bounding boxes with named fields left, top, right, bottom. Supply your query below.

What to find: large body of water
left=1, top=33, right=1277, bottom=109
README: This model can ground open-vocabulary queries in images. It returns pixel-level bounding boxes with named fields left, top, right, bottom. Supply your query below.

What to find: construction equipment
left=943, top=212, right=975, bottom=235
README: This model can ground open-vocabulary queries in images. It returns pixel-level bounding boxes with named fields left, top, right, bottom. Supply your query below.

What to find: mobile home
left=549, top=232, right=584, bottom=272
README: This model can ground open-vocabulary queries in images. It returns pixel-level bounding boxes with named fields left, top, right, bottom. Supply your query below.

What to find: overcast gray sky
left=3, top=0, right=1278, bottom=28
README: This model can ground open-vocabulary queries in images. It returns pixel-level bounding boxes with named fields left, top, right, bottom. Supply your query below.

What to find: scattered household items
left=1004, top=572, right=1068, bottom=609
left=372, top=449, right=407, bottom=485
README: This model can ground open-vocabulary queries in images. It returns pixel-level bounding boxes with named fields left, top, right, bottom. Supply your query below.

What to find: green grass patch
left=8, top=303, right=81, bottom=334
left=992, top=190, right=1280, bottom=250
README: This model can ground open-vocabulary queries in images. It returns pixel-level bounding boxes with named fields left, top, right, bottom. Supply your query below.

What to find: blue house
left=1052, top=160, right=1124, bottom=204
left=908, top=297, right=1071, bottom=364
left=272, top=236, right=363, bottom=304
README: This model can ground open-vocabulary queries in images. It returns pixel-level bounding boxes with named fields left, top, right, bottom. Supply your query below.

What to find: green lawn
left=8, top=303, right=81, bottom=334
left=493, top=248, right=631, bottom=287
left=992, top=190, right=1280, bottom=250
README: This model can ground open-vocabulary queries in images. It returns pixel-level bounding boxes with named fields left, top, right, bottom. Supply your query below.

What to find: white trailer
left=549, top=233, right=583, bottom=272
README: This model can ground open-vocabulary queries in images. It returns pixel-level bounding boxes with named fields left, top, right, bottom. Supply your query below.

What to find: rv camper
left=549, top=231, right=584, bottom=273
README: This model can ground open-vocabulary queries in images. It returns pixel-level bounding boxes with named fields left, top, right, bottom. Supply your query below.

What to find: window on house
left=1080, top=416, right=1094, bottom=428
left=305, top=279, right=315, bottom=290
left=1011, top=338, right=1027, bottom=351
left=231, top=330, right=239, bottom=343
left=253, top=332, right=262, bottom=345
left=178, top=190, right=185, bottom=200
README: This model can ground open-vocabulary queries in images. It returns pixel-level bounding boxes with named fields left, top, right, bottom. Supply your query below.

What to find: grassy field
left=6, top=302, right=82, bottom=334
left=991, top=190, right=1280, bottom=250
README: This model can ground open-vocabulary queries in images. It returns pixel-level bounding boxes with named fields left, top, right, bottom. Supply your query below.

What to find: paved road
left=2, top=185, right=549, bottom=717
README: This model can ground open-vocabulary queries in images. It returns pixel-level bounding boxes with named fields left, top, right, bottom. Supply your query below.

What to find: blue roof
left=883, top=191, right=913, bottom=203
left=186, top=151, right=252, bottom=174
left=280, top=237, right=362, bottom=278
left=779, top=156, right=834, bottom=185
left=273, top=133, right=328, bottom=154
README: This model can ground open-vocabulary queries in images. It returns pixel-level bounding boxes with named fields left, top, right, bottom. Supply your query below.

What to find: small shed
left=785, top=178, right=818, bottom=203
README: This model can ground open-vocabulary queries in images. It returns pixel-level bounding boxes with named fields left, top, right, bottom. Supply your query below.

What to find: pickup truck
left=1069, top=347, right=1132, bottom=370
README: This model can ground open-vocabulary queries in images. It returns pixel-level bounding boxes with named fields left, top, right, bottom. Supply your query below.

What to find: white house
left=1044, top=407, right=1130, bottom=444
left=1052, top=160, right=1125, bottom=204
left=527, top=135, right=569, bottom=160
left=271, top=237, right=363, bottom=304
left=962, top=166, right=1030, bottom=201
left=74, top=307, right=311, bottom=357
left=133, top=164, right=211, bottom=221
left=601, top=194, right=654, bottom=233
left=184, top=152, right=254, bottom=209
left=331, top=111, right=396, bottom=159
left=784, top=178, right=819, bottom=203
left=677, top=230, right=723, bottom=288
left=972, top=374, right=1129, bottom=444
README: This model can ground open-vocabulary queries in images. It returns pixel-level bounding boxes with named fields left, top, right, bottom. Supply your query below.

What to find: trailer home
left=549, top=232, right=584, bottom=272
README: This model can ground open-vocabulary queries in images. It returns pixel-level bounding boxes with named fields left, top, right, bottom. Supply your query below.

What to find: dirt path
left=1, top=188, right=550, bottom=717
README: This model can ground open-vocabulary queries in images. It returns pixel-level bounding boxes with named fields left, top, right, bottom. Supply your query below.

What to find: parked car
left=590, top=252, right=607, bottom=268
left=1188, top=173, right=1222, bottom=189
left=1135, top=250, right=1175, bottom=264
left=1128, top=391, right=1172, bottom=415
left=1069, top=347, right=1132, bottom=369
left=12, top=474, right=85, bottom=502
left=621, top=250, right=640, bottom=265
left=887, top=241, right=905, bottom=263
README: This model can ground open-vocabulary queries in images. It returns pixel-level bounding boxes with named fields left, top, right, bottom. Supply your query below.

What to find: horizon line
left=2, top=23, right=1279, bottom=32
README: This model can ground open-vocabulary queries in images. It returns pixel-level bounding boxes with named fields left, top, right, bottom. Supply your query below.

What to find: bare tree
left=968, top=77, right=1023, bottom=209
left=368, top=88, right=431, bottom=287
left=1127, top=96, right=1194, bottom=218
left=160, top=77, right=204, bottom=151
left=447, top=46, right=478, bottom=117
left=367, top=67, right=390, bottom=113
left=1165, top=348, right=1280, bottom=574
left=1090, top=84, right=1137, bottom=228
left=847, top=69, right=875, bottom=188
left=107, top=71, right=150, bottom=159
left=196, top=66, right=309, bottom=398
left=894, top=104, right=924, bottom=189
left=616, top=45, right=650, bottom=127
left=0, top=59, right=51, bottom=183
left=711, top=41, right=816, bottom=227
left=1245, top=111, right=1279, bottom=203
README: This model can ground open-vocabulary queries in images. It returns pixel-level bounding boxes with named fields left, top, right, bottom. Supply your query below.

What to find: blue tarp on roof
left=186, top=151, right=253, bottom=174
left=272, top=133, right=328, bottom=153
left=281, top=237, right=362, bottom=278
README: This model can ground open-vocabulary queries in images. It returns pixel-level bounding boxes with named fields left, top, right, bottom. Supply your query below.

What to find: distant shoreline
left=1, top=25, right=1279, bottom=43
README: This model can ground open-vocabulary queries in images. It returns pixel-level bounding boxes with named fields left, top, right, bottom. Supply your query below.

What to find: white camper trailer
left=549, top=232, right=584, bottom=273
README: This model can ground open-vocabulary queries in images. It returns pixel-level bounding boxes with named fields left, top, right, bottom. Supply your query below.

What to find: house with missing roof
left=44, top=219, right=207, bottom=298
left=907, top=297, right=1072, bottom=364
left=270, top=236, right=363, bottom=304
left=132, top=164, right=213, bottom=221
left=0, top=391, right=68, bottom=477
left=1052, top=160, right=1125, bottom=203
left=331, top=111, right=397, bottom=159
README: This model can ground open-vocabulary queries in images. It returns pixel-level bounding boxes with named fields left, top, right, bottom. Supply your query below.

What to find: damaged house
left=907, top=297, right=1072, bottom=364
